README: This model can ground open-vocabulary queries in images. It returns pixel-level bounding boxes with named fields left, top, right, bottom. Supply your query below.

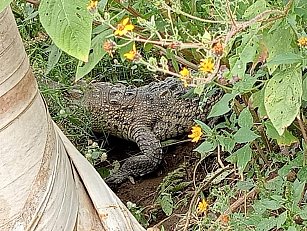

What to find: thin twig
left=217, top=144, right=225, bottom=168
left=225, top=0, right=237, bottom=28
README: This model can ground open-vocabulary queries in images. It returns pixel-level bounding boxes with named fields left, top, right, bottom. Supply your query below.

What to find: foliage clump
left=11, top=0, right=307, bottom=229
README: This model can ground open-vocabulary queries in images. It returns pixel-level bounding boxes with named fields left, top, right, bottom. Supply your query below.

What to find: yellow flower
left=124, top=44, right=139, bottom=61
left=298, top=37, right=307, bottom=47
left=197, top=198, right=208, bottom=214
left=188, top=125, right=203, bottom=143
left=179, top=67, right=190, bottom=77
left=179, top=67, right=190, bottom=87
left=87, top=0, right=98, bottom=11
left=199, top=58, right=214, bottom=73
left=114, top=18, right=134, bottom=36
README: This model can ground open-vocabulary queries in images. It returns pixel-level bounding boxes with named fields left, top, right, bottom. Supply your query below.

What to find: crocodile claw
left=104, top=171, right=129, bottom=184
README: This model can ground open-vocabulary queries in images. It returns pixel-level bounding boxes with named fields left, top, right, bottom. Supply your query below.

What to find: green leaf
left=293, top=179, right=305, bottom=205
left=287, top=226, right=297, bottom=231
left=194, top=140, right=217, bottom=158
left=264, top=121, right=298, bottom=145
left=238, top=108, right=253, bottom=129
left=263, top=22, right=296, bottom=74
left=228, top=33, right=259, bottom=79
left=232, top=74, right=257, bottom=94
left=227, top=144, right=252, bottom=174
left=46, top=44, right=62, bottom=75
left=98, top=0, right=108, bottom=12
left=264, top=68, right=302, bottom=135
left=195, top=120, right=213, bottom=135
left=0, top=0, right=11, bottom=13
left=299, top=206, right=307, bottom=220
left=208, top=93, right=236, bottom=118
left=234, top=127, right=259, bottom=143
left=159, top=193, right=173, bottom=216
left=250, top=88, right=267, bottom=118
left=194, top=84, right=205, bottom=96
left=39, top=0, right=93, bottom=62
left=260, top=198, right=282, bottom=210
left=76, top=28, right=112, bottom=81
left=303, top=76, right=307, bottom=101
left=118, top=41, right=134, bottom=62
left=243, top=0, right=267, bottom=19
left=236, top=179, right=255, bottom=191
left=298, top=166, right=307, bottom=182
left=217, top=134, right=235, bottom=153
left=266, top=52, right=303, bottom=66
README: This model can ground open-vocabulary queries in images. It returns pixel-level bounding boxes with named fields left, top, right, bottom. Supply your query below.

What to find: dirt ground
left=104, top=136, right=215, bottom=230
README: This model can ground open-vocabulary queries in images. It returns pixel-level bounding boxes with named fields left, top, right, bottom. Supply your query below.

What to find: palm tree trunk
left=0, top=6, right=144, bottom=231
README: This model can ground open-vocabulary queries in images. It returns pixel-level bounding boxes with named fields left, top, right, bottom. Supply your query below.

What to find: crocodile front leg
left=105, top=125, right=163, bottom=184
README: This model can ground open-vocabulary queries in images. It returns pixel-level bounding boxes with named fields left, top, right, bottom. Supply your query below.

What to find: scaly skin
left=84, top=77, right=221, bottom=184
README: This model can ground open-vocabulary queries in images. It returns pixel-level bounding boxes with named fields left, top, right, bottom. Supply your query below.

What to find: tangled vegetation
left=8, top=0, right=307, bottom=230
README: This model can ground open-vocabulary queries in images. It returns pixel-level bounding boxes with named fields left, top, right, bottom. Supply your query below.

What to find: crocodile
left=83, top=77, right=221, bottom=184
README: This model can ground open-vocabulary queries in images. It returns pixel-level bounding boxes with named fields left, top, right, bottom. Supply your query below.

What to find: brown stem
left=296, top=114, right=307, bottom=165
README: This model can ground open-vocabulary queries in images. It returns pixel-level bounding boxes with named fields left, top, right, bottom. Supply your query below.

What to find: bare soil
left=103, top=136, right=217, bottom=230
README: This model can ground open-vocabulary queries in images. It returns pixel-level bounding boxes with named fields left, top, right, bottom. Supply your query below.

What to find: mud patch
left=103, top=136, right=212, bottom=230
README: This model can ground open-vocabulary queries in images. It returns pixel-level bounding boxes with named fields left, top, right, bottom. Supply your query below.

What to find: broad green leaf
left=0, top=0, right=11, bottom=13
left=303, top=76, right=307, bottom=101
left=234, top=127, right=259, bottom=143
left=217, top=134, right=235, bottom=153
left=208, top=93, right=236, bottom=118
left=195, top=120, right=213, bottom=135
left=232, top=74, right=257, bottom=94
left=46, top=44, right=62, bottom=75
left=98, top=0, right=108, bottom=12
left=264, top=121, right=298, bottom=145
left=159, top=193, right=173, bottom=216
left=260, top=198, right=282, bottom=210
left=266, top=52, right=303, bottom=66
left=236, top=144, right=252, bottom=174
left=194, top=140, right=217, bottom=158
left=250, top=88, right=267, bottom=118
left=293, top=180, right=305, bottom=205
left=298, top=166, right=307, bottom=182
left=264, top=68, right=302, bottom=135
left=226, top=144, right=252, bottom=174
left=243, top=0, right=267, bottom=19
left=76, top=28, right=112, bottom=81
left=263, top=24, right=296, bottom=74
left=299, top=206, right=307, bottom=220
left=228, top=33, right=259, bottom=79
left=236, top=179, right=255, bottom=191
left=238, top=108, right=253, bottom=129
left=39, top=0, right=93, bottom=62
left=287, top=226, right=297, bottom=231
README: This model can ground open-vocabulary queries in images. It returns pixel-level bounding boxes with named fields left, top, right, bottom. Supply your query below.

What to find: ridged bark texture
left=0, top=7, right=145, bottom=231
